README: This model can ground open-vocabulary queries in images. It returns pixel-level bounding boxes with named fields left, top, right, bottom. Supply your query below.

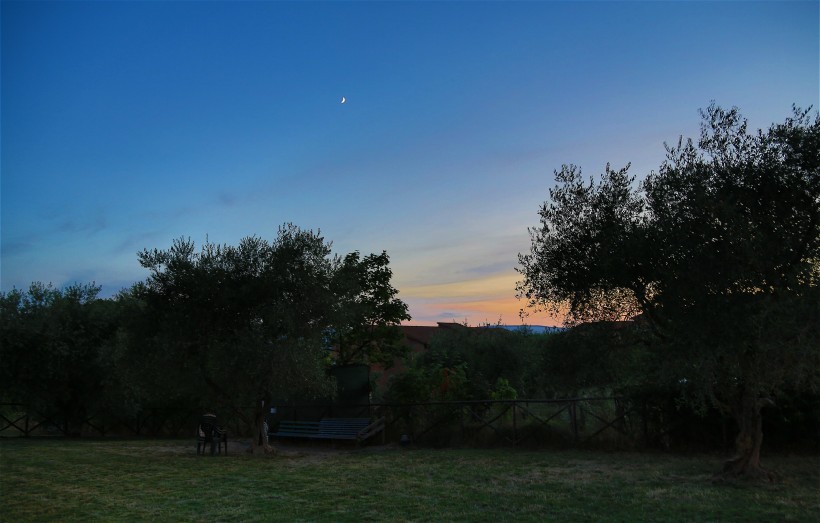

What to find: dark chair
left=214, top=425, right=228, bottom=455
left=197, top=414, right=222, bottom=456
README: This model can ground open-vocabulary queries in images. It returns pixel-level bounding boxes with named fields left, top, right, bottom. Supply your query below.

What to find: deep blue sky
left=2, top=1, right=818, bottom=325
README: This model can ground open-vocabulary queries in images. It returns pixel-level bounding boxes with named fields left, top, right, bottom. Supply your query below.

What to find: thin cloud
left=0, top=238, right=37, bottom=257
left=57, top=214, right=108, bottom=236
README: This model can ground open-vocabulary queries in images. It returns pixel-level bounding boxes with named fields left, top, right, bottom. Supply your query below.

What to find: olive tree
left=329, top=251, right=410, bottom=366
left=133, top=224, right=409, bottom=453
left=517, top=105, right=820, bottom=479
left=0, top=283, right=121, bottom=435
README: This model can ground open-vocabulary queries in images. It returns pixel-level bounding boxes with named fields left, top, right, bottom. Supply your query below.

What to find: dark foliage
left=518, top=104, right=820, bottom=476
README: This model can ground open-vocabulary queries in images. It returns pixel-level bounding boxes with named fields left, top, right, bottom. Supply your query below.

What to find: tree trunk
left=249, top=396, right=276, bottom=455
left=718, top=391, right=772, bottom=481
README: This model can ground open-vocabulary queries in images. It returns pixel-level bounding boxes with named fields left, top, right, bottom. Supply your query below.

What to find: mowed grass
left=1, top=439, right=818, bottom=522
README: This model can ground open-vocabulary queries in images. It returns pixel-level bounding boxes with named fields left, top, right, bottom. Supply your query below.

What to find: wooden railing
left=266, top=398, right=649, bottom=448
left=0, top=404, right=242, bottom=439
left=2, top=398, right=700, bottom=449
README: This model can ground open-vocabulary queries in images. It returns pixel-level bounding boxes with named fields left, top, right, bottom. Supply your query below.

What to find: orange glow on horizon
left=397, top=272, right=565, bottom=327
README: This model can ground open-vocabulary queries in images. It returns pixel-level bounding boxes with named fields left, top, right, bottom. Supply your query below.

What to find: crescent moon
left=340, top=97, right=346, bottom=104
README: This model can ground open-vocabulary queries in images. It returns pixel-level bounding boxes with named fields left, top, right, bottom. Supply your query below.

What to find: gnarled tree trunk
left=719, top=390, right=772, bottom=481
left=249, top=395, right=275, bottom=455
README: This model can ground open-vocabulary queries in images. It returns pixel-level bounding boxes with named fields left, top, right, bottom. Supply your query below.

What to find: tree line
left=1, top=224, right=410, bottom=453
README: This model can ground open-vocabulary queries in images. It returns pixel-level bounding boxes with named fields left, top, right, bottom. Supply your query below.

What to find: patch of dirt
left=182, top=437, right=400, bottom=460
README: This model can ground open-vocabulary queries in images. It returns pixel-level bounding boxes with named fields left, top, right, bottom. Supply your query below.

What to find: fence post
left=512, top=400, right=518, bottom=449
left=407, top=404, right=414, bottom=442
left=460, top=404, right=465, bottom=443
left=570, top=400, right=578, bottom=443
left=642, top=399, right=649, bottom=448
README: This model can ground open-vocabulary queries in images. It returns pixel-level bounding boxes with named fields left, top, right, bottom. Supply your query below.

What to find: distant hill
left=490, top=325, right=566, bottom=334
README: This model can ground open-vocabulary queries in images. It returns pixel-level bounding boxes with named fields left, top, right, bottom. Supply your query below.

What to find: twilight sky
left=2, top=1, right=818, bottom=326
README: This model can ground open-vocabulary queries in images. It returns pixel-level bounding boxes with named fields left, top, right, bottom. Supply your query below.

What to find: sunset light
left=2, top=1, right=817, bottom=327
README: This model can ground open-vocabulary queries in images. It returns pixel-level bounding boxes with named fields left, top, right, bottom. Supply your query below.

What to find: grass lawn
left=1, top=439, right=818, bottom=522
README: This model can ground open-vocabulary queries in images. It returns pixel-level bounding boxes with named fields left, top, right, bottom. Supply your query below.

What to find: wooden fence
left=267, top=397, right=672, bottom=449
left=378, top=398, right=632, bottom=448
left=0, top=404, right=252, bottom=439
left=2, top=398, right=703, bottom=449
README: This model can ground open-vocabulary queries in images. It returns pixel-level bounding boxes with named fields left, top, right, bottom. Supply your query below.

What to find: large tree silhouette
left=134, top=224, right=409, bottom=453
left=518, top=104, right=820, bottom=479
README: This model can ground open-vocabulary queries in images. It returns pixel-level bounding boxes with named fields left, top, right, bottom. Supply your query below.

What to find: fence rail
left=268, top=397, right=668, bottom=449
left=0, top=404, right=235, bottom=439
left=2, top=398, right=718, bottom=450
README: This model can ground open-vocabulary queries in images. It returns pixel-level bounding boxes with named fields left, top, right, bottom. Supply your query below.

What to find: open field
left=1, top=439, right=818, bottom=522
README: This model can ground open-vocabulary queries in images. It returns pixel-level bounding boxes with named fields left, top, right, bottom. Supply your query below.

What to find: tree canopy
left=385, top=324, right=549, bottom=404
left=0, top=282, right=122, bottom=434
left=517, top=104, right=820, bottom=478
left=0, top=225, right=410, bottom=448
left=329, top=251, right=410, bottom=366
left=129, top=224, right=410, bottom=452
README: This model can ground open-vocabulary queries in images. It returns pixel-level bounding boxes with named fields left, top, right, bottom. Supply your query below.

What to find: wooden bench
left=270, top=417, right=384, bottom=443
left=270, top=420, right=321, bottom=439
left=313, top=418, right=371, bottom=440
